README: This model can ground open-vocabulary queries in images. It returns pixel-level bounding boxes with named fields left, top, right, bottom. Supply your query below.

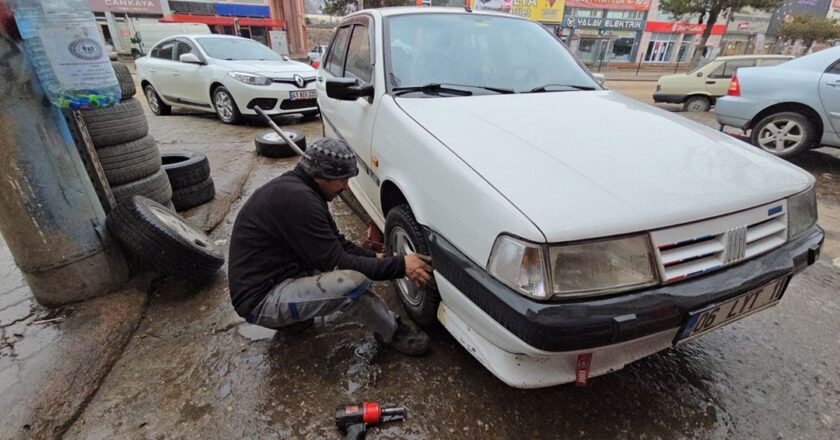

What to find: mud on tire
left=385, top=204, right=440, bottom=326
left=254, top=129, right=307, bottom=158
left=106, top=196, right=224, bottom=280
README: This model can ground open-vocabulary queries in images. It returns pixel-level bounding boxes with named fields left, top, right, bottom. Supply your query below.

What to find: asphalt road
left=65, top=81, right=840, bottom=439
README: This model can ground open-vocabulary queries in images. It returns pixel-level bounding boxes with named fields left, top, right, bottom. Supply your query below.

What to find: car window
left=176, top=41, right=196, bottom=60
left=345, top=25, right=373, bottom=83
left=723, top=60, right=755, bottom=77
left=325, top=26, right=352, bottom=77
left=760, top=58, right=789, bottom=67
left=708, top=63, right=725, bottom=78
left=195, top=38, right=280, bottom=61
left=828, top=61, right=840, bottom=74
left=153, top=41, right=176, bottom=61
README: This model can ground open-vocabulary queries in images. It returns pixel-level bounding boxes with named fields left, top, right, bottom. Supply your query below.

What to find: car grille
left=247, top=98, right=278, bottom=110
left=650, top=200, right=788, bottom=283
left=279, top=98, right=317, bottom=110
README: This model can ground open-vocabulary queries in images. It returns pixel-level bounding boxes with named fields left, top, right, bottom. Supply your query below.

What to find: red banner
left=645, top=20, right=727, bottom=35
left=565, top=0, right=651, bottom=10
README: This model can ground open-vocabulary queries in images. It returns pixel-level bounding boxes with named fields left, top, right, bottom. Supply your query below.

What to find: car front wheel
left=212, top=87, right=242, bottom=124
left=750, top=112, right=816, bottom=158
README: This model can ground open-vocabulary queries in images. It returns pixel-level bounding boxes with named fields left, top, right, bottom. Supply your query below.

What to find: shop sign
left=566, top=15, right=642, bottom=29
left=737, top=22, right=751, bottom=31
left=86, top=0, right=163, bottom=14
left=508, top=0, right=567, bottom=23
left=645, top=20, right=727, bottom=35
left=565, top=0, right=651, bottom=11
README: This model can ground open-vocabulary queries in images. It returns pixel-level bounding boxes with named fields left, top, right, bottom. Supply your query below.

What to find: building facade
left=558, top=0, right=652, bottom=65
left=719, top=8, right=773, bottom=56
left=636, top=0, right=726, bottom=65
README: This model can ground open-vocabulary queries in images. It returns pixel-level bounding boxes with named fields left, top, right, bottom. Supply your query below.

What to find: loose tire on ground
left=683, top=96, right=711, bottom=112
left=161, top=150, right=211, bottom=189
left=106, top=196, right=224, bottom=280
left=750, top=111, right=817, bottom=158
left=97, top=135, right=162, bottom=186
left=385, top=204, right=440, bottom=326
left=171, top=177, right=215, bottom=211
left=111, top=168, right=172, bottom=205
left=254, top=129, right=307, bottom=158
left=111, top=62, right=136, bottom=99
left=82, top=98, right=148, bottom=147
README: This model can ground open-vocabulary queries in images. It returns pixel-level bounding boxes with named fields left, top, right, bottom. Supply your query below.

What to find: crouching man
left=228, top=138, right=433, bottom=355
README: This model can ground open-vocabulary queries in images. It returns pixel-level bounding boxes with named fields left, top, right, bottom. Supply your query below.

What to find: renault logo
left=293, top=74, right=306, bottom=89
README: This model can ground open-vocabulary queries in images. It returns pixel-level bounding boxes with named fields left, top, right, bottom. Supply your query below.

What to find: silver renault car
left=716, top=46, right=840, bottom=158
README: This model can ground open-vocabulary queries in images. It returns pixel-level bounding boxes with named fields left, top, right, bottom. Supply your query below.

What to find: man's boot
left=376, top=317, right=430, bottom=356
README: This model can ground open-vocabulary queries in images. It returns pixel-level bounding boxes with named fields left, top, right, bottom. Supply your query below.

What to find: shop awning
left=159, top=14, right=285, bottom=28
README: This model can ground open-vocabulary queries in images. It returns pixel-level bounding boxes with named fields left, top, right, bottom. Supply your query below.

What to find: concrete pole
left=270, top=0, right=307, bottom=58
left=104, top=11, right=122, bottom=51
left=0, top=7, right=129, bottom=307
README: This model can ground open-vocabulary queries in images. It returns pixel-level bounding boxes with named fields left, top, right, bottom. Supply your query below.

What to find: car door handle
left=705, top=81, right=716, bottom=84
left=173, top=72, right=180, bottom=76
left=827, top=81, right=840, bottom=87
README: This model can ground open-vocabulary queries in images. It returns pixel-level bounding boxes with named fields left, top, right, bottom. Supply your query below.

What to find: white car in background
left=136, top=35, right=318, bottom=124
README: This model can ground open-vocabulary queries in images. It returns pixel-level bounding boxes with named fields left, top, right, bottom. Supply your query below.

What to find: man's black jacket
left=228, top=164, right=405, bottom=318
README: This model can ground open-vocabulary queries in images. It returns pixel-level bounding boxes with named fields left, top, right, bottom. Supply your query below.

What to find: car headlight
left=228, top=72, right=272, bottom=86
left=487, top=235, right=549, bottom=299
left=788, top=186, right=817, bottom=239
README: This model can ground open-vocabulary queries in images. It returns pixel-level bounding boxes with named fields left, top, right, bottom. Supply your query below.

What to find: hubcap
left=148, top=205, right=217, bottom=253
left=389, top=227, right=422, bottom=306
left=146, top=87, right=159, bottom=113
left=687, top=99, right=707, bottom=112
left=215, top=91, right=234, bottom=121
left=757, top=119, right=805, bottom=153
left=263, top=131, right=298, bottom=143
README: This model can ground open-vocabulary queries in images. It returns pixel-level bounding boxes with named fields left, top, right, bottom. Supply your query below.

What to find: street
left=53, top=80, right=840, bottom=439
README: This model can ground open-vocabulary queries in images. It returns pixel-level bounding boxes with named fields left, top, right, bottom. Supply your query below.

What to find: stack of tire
left=161, top=151, right=216, bottom=211
left=83, top=62, right=174, bottom=210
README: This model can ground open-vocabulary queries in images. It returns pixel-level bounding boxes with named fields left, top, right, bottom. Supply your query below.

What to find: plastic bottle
left=10, top=0, right=120, bottom=109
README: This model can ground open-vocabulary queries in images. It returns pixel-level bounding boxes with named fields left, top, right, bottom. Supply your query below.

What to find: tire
left=111, top=62, right=136, bottom=99
left=171, top=177, right=215, bottom=211
left=683, top=96, right=711, bottom=112
left=106, top=195, right=224, bottom=280
left=144, top=84, right=171, bottom=116
left=111, top=168, right=173, bottom=206
left=97, top=135, right=162, bottom=186
left=750, top=112, right=817, bottom=158
left=161, top=150, right=211, bottom=189
left=212, top=86, right=242, bottom=124
left=384, top=205, right=440, bottom=326
left=254, top=129, right=307, bottom=158
left=82, top=98, right=149, bottom=148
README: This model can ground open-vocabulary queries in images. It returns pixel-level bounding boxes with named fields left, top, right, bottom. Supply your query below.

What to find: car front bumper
left=226, top=80, right=318, bottom=116
left=426, top=225, right=823, bottom=388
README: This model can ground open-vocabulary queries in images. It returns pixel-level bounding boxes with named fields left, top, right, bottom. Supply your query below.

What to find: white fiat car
left=317, top=8, right=823, bottom=388
left=136, top=35, right=318, bottom=124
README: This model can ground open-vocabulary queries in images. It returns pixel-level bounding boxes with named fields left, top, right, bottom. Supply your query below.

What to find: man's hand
left=404, top=254, right=435, bottom=289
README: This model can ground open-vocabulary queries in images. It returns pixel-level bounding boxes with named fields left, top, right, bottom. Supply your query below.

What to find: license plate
left=289, top=90, right=316, bottom=100
left=675, top=277, right=790, bottom=344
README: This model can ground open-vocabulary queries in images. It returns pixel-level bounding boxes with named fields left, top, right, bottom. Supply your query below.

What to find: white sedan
left=136, top=35, right=318, bottom=124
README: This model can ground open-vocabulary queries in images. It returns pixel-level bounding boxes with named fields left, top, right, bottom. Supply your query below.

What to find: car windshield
left=385, top=13, right=599, bottom=95
left=196, top=37, right=281, bottom=61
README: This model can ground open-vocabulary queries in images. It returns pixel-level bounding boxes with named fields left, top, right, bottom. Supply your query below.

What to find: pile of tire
left=83, top=62, right=174, bottom=210
left=161, top=150, right=216, bottom=211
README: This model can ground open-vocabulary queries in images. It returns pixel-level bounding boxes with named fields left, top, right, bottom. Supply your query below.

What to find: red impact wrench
left=335, top=402, right=405, bottom=440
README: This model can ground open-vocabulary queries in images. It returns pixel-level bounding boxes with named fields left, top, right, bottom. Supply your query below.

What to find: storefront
left=559, top=0, right=651, bottom=64
left=87, top=0, right=167, bottom=52
left=719, top=10, right=772, bottom=55
left=639, top=21, right=726, bottom=64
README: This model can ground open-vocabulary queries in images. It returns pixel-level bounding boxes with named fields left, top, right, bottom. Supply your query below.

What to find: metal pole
left=636, top=51, right=644, bottom=76
left=0, top=6, right=128, bottom=307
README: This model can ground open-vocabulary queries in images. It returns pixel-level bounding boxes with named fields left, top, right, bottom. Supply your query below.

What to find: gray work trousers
left=250, top=270, right=399, bottom=342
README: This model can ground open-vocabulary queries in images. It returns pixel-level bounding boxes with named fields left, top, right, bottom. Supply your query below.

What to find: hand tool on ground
left=253, top=106, right=307, bottom=157
left=335, top=402, right=405, bottom=440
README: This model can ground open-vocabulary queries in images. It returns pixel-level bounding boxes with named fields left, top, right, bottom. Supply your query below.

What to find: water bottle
left=10, top=0, right=120, bottom=109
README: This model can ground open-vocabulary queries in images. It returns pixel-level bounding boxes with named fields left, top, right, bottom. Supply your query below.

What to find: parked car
left=136, top=35, right=319, bottom=124
left=654, top=55, right=792, bottom=112
left=717, top=46, right=840, bottom=158
left=307, top=44, right=328, bottom=64
left=317, top=8, right=823, bottom=388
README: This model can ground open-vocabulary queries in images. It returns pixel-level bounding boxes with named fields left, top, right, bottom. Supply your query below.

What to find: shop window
left=609, top=37, right=635, bottom=62
left=572, top=8, right=602, bottom=17
left=677, top=41, right=691, bottom=63
left=345, top=25, right=373, bottom=83
left=325, top=26, right=352, bottom=77
left=605, top=10, right=644, bottom=19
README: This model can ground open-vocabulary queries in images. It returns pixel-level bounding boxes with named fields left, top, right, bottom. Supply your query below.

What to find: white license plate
left=289, top=90, right=316, bottom=100
left=675, top=277, right=789, bottom=344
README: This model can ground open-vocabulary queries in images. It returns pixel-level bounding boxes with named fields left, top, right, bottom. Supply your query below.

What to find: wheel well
left=140, top=80, right=151, bottom=90
left=380, top=180, right=408, bottom=217
left=209, top=82, right=225, bottom=101
left=748, top=102, right=824, bottom=136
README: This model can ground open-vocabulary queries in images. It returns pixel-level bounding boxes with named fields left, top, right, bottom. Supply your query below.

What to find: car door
left=706, top=59, right=755, bottom=96
left=148, top=40, right=178, bottom=98
left=819, top=59, right=840, bottom=135
left=317, top=18, right=381, bottom=211
left=170, top=39, right=210, bottom=107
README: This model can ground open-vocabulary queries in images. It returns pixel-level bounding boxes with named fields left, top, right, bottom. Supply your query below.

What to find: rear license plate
left=675, top=277, right=790, bottom=344
left=290, top=90, right=316, bottom=100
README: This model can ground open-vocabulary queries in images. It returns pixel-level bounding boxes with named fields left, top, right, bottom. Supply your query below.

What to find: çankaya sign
left=565, top=15, right=645, bottom=30
left=86, top=0, right=163, bottom=14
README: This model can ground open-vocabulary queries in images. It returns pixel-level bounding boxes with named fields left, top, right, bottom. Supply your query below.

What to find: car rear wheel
left=683, top=96, right=711, bottom=112
left=750, top=112, right=816, bottom=158
left=213, top=87, right=242, bottom=124
left=144, top=84, right=171, bottom=116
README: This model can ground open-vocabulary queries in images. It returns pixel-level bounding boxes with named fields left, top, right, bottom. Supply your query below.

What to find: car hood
left=215, top=59, right=315, bottom=77
left=396, top=91, right=814, bottom=242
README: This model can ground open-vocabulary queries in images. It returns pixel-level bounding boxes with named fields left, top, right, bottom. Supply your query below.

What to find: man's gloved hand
left=404, top=254, right=436, bottom=289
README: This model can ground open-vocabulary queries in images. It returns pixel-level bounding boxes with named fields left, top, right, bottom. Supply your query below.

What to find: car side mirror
left=326, top=77, right=373, bottom=101
left=592, top=72, right=605, bottom=85
left=179, top=53, right=203, bottom=64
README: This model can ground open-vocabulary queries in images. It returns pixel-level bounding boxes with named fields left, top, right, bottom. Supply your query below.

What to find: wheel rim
left=687, top=99, right=707, bottom=112
left=148, top=205, right=216, bottom=253
left=389, top=226, right=422, bottom=306
left=215, top=91, right=234, bottom=121
left=146, top=87, right=159, bottom=113
left=263, top=131, right=298, bottom=142
left=757, top=119, right=805, bottom=153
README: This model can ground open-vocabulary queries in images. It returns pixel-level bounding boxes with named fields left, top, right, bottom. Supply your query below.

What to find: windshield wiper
left=527, top=84, right=597, bottom=93
left=393, top=84, right=473, bottom=96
